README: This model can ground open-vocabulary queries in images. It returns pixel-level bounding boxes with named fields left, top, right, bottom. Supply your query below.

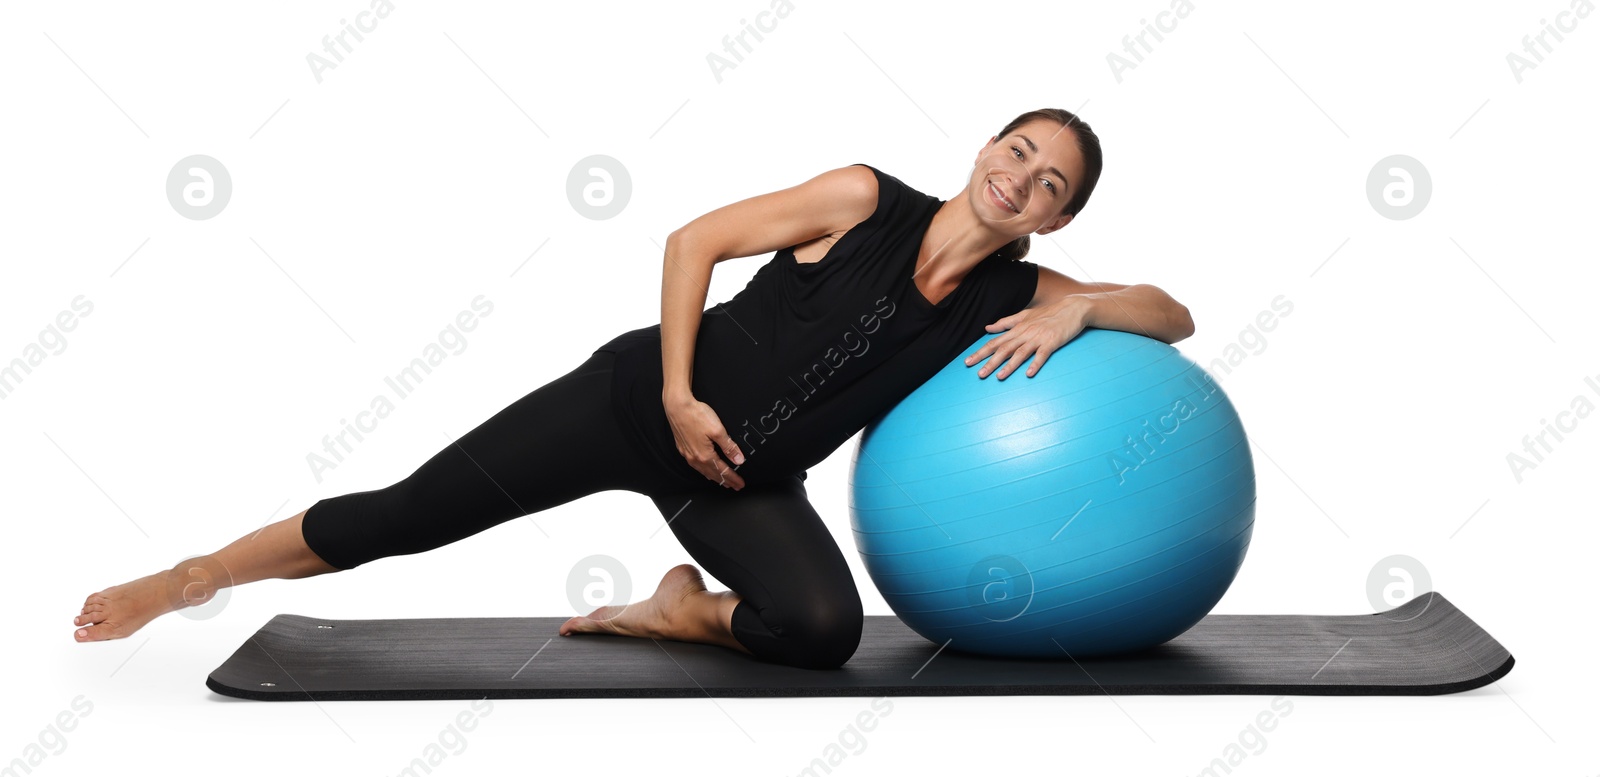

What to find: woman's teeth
left=989, top=181, right=1019, bottom=213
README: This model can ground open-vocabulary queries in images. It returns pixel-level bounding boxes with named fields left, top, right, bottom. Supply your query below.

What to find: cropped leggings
left=299, top=349, right=864, bottom=670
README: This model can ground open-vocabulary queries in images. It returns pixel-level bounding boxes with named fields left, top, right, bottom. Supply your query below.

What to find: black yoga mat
left=206, top=591, right=1512, bottom=700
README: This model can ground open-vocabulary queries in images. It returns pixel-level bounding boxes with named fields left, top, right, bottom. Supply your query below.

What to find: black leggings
left=299, top=350, right=864, bottom=670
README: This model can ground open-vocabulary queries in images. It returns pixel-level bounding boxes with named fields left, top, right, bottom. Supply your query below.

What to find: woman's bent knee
left=795, top=624, right=863, bottom=670
left=780, top=596, right=864, bottom=670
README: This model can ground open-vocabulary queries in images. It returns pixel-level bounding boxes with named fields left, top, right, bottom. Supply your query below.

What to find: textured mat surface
left=207, top=591, right=1512, bottom=700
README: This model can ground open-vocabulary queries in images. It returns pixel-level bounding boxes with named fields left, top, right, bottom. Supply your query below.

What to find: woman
left=71, top=108, right=1194, bottom=670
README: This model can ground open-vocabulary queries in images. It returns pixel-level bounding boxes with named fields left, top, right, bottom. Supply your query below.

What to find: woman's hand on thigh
left=663, top=394, right=746, bottom=490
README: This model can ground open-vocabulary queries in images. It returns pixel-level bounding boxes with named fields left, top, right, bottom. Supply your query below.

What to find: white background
left=4, top=0, right=1596, bottom=774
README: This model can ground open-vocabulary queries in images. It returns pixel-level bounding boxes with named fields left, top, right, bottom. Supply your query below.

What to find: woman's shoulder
left=847, top=163, right=939, bottom=208
left=836, top=162, right=941, bottom=237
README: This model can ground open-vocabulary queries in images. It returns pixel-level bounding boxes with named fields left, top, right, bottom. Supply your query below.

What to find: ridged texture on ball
left=850, top=328, right=1255, bottom=658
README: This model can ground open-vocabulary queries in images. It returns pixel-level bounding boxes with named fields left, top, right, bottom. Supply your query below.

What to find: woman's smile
left=987, top=178, right=1021, bottom=214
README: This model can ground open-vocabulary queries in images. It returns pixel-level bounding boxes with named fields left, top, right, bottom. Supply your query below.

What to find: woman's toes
left=564, top=613, right=620, bottom=636
left=73, top=571, right=181, bottom=645
left=561, top=602, right=664, bottom=639
left=560, top=607, right=613, bottom=636
left=74, top=622, right=121, bottom=642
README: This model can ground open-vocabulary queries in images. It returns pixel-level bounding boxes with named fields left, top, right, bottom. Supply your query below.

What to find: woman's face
left=968, top=118, right=1086, bottom=238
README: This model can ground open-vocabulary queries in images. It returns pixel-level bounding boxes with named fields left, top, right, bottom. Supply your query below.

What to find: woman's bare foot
left=73, top=512, right=339, bottom=644
left=72, top=568, right=186, bottom=642
left=559, top=563, right=747, bottom=652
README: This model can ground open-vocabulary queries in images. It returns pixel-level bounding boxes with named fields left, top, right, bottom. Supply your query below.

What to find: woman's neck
left=915, top=197, right=1015, bottom=284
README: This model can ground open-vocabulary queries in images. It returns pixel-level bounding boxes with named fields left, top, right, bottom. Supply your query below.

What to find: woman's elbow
left=1165, top=300, right=1195, bottom=344
left=1138, top=284, right=1194, bottom=344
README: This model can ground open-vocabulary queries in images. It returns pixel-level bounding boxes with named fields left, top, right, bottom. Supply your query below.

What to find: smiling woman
left=71, top=107, right=1178, bottom=677
left=602, top=157, right=1076, bottom=487
left=980, top=108, right=1104, bottom=263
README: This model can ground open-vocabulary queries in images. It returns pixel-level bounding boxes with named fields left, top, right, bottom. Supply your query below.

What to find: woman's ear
left=1036, top=212, right=1074, bottom=236
left=972, top=135, right=998, bottom=165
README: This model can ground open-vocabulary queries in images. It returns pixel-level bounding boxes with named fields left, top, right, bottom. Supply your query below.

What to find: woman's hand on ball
left=663, top=393, right=746, bottom=490
left=968, top=296, right=1093, bottom=379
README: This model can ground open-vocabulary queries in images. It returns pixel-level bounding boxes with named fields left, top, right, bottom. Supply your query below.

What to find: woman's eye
left=1009, top=145, right=1055, bottom=193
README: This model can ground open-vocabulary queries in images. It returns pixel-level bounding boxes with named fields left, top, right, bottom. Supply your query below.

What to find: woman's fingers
left=720, top=433, right=745, bottom=466
left=688, top=438, right=743, bottom=490
left=702, top=420, right=745, bottom=489
left=1024, top=347, right=1053, bottom=377
left=665, top=397, right=747, bottom=489
left=964, top=334, right=1007, bottom=367
left=714, top=437, right=746, bottom=489
left=701, top=443, right=744, bottom=490
left=976, top=342, right=1016, bottom=377
left=716, top=460, right=745, bottom=490
left=984, top=312, right=1020, bottom=332
left=995, top=343, right=1036, bottom=379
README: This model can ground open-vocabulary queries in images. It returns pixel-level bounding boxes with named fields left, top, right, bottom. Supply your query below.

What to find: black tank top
left=594, top=163, right=1039, bottom=488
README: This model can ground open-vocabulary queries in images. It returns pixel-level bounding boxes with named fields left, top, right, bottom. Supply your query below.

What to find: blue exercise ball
left=849, top=328, right=1255, bottom=658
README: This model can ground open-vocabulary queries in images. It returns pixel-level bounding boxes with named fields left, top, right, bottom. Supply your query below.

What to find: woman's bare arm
left=1028, top=265, right=1194, bottom=344
left=658, top=165, right=878, bottom=402
left=1077, top=286, right=1194, bottom=344
left=965, top=270, right=1196, bottom=380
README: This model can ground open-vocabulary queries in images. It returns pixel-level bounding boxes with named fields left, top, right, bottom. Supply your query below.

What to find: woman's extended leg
left=296, top=350, right=639, bottom=571
left=74, top=350, right=641, bottom=642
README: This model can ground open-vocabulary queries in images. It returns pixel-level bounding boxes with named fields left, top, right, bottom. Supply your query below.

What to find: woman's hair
left=987, top=108, right=1103, bottom=261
